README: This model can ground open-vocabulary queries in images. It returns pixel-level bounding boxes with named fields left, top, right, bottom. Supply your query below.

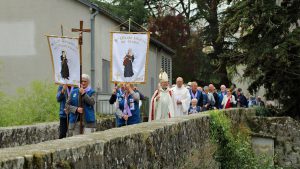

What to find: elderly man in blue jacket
left=66, top=74, right=96, bottom=135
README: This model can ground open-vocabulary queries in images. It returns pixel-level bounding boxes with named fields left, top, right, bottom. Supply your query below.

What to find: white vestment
left=149, top=88, right=176, bottom=122
left=172, top=86, right=191, bottom=116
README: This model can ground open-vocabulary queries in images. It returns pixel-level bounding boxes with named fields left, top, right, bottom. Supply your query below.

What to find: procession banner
left=110, top=32, right=150, bottom=83
left=47, top=35, right=80, bottom=86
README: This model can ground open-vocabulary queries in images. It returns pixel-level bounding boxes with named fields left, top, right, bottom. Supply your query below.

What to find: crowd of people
left=149, top=71, right=265, bottom=122
left=56, top=72, right=265, bottom=138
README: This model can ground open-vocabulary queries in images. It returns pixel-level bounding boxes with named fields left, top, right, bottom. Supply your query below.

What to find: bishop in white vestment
left=172, top=77, right=191, bottom=116
left=149, top=71, right=176, bottom=122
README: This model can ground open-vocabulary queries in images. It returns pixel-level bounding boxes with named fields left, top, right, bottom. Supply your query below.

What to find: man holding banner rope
left=109, top=83, right=141, bottom=127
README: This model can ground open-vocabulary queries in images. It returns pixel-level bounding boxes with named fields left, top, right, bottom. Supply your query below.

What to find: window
left=102, top=59, right=110, bottom=93
left=161, top=56, right=172, bottom=83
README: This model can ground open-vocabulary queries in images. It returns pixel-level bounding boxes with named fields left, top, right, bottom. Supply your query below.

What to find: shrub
left=0, top=81, right=59, bottom=127
left=210, top=111, right=275, bottom=169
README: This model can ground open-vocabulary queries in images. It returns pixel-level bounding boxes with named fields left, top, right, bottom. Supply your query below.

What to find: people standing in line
left=236, top=88, right=248, bottom=108
left=221, top=89, right=237, bottom=109
left=209, top=84, right=219, bottom=109
left=65, top=74, right=96, bottom=135
left=248, top=96, right=257, bottom=107
left=56, top=84, right=73, bottom=139
left=231, top=84, right=237, bottom=106
left=203, top=86, right=215, bottom=110
left=189, top=82, right=204, bottom=108
left=113, top=83, right=141, bottom=127
left=218, top=85, right=227, bottom=109
left=201, top=87, right=208, bottom=111
left=172, top=77, right=191, bottom=116
left=257, top=96, right=265, bottom=107
left=188, top=99, right=201, bottom=114
left=149, top=71, right=176, bottom=121
left=109, top=83, right=126, bottom=126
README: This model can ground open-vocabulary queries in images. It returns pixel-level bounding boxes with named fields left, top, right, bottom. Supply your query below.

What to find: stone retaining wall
left=1, top=109, right=298, bottom=169
left=0, top=117, right=115, bottom=148
left=248, top=116, right=300, bottom=168
left=0, top=113, right=218, bottom=169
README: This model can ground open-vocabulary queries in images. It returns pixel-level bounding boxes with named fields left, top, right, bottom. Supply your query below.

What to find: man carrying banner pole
left=71, top=20, right=91, bottom=134
left=66, top=74, right=96, bottom=135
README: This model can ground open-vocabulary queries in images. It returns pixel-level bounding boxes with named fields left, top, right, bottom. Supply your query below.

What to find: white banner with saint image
left=47, top=36, right=80, bottom=85
left=111, top=32, right=150, bottom=83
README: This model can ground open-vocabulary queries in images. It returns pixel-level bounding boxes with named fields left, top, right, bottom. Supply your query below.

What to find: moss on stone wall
left=209, top=110, right=274, bottom=169
left=56, top=160, right=72, bottom=169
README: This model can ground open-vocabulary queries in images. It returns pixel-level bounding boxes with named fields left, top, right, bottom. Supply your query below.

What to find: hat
left=159, top=69, right=169, bottom=82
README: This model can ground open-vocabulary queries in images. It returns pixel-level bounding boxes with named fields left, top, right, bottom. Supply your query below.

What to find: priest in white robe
left=149, top=71, right=176, bottom=122
left=172, top=77, right=191, bottom=116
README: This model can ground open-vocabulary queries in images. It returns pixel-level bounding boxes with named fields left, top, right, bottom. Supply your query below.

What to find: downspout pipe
left=90, top=10, right=99, bottom=89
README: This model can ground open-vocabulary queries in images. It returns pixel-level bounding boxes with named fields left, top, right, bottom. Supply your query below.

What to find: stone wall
left=0, top=117, right=115, bottom=148
left=1, top=109, right=298, bottom=169
left=248, top=116, right=300, bottom=168
left=0, top=113, right=218, bottom=169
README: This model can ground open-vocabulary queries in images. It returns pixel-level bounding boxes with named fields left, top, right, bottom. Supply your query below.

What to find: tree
left=221, top=0, right=300, bottom=117
left=90, top=0, right=233, bottom=86
left=91, top=0, right=148, bottom=25
left=192, top=0, right=232, bottom=86
left=146, top=0, right=232, bottom=85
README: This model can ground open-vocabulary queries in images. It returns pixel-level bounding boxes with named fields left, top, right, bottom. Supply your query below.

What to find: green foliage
left=0, top=81, right=59, bottom=127
left=255, top=106, right=279, bottom=117
left=90, top=0, right=148, bottom=25
left=210, top=111, right=274, bottom=169
left=221, top=0, right=300, bottom=117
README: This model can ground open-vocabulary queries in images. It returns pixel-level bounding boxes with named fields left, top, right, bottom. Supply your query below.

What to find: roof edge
left=77, top=0, right=176, bottom=55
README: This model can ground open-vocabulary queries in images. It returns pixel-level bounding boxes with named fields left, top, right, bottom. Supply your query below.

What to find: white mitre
left=159, top=70, right=169, bottom=82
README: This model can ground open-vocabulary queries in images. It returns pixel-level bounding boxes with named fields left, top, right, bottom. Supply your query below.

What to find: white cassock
left=172, top=86, right=191, bottom=116
left=149, top=88, right=176, bottom=122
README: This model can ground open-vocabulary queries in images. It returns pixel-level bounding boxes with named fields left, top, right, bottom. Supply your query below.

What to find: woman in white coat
left=221, top=89, right=237, bottom=109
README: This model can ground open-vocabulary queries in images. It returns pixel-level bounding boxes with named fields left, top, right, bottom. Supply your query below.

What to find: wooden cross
left=72, top=20, right=91, bottom=45
left=71, top=20, right=90, bottom=134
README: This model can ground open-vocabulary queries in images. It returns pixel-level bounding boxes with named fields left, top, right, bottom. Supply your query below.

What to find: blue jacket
left=202, top=92, right=208, bottom=106
left=116, top=91, right=141, bottom=127
left=218, top=91, right=227, bottom=109
left=56, top=86, right=69, bottom=118
left=68, top=88, right=96, bottom=124
left=189, top=89, right=204, bottom=107
left=188, top=106, right=201, bottom=114
left=237, top=94, right=248, bottom=108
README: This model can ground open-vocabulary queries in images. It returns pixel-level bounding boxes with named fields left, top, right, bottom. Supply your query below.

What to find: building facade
left=0, top=0, right=175, bottom=105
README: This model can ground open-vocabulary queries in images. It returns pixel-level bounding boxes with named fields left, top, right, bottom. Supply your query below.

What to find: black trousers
left=59, top=117, right=68, bottom=139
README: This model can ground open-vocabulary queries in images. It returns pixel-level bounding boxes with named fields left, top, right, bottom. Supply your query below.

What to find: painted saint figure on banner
left=123, top=48, right=134, bottom=77
left=60, top=50, right=70, bottom=80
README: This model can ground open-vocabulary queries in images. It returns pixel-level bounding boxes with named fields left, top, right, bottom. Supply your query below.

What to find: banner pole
left=72, top=21, right=91, bottom=134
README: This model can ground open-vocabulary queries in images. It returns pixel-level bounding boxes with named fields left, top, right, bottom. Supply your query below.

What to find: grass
left=0, top=81, right=116, bottom=127
left=0, top=81, right=59, bottom=127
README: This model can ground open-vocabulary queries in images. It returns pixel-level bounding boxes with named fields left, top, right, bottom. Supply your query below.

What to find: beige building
left=0, top=0, right=174, bottom=105
left=232, top=65, right=266, bottom=100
